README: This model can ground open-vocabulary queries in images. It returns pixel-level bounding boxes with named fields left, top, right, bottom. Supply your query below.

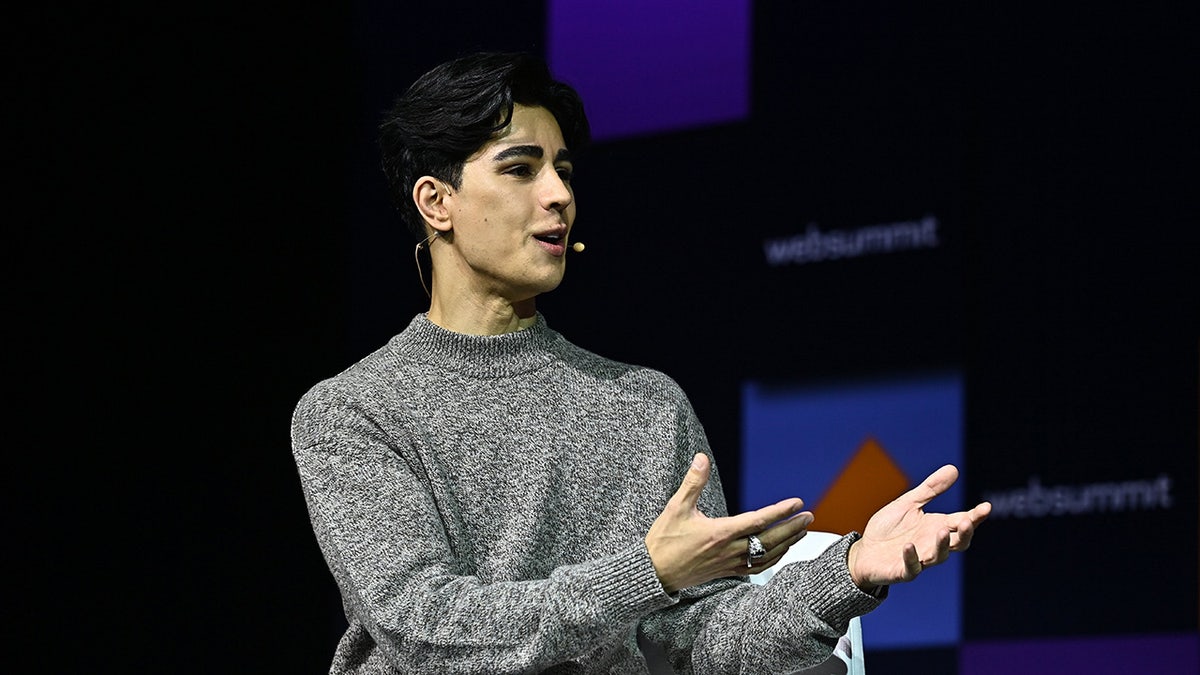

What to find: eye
left=556, top=167, right=574, bottom=183
left=504, top=164, right=534, bottom=178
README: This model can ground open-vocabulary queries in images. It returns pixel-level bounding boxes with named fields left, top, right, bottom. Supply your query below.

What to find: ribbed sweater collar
left=388, top=312, right=560, bottom=377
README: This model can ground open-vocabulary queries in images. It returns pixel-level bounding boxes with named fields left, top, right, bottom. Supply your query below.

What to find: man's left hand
left=847, top=464, right=991, bottom=591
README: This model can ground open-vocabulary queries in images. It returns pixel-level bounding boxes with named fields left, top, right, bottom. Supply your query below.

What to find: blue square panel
left=742, top=372, right=965, bottom=648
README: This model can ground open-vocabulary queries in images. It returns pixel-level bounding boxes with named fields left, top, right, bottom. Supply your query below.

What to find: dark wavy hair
left=380, top=52, right=591, bottom=240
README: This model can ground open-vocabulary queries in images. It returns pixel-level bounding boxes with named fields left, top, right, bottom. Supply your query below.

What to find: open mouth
left=534, top=233, right=564, bottom=244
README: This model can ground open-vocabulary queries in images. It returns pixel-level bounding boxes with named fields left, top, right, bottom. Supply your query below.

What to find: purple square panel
left=961, top=634, right=1200, bottom=675
left=547, top=0, right=751, bottom=141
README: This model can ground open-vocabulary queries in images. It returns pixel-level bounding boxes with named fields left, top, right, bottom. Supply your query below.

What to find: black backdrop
left=17, top=2, right=1197, bottom=673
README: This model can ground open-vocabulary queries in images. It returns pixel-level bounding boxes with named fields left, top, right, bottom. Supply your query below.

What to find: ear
left=413, top=176, right=453, bottom=234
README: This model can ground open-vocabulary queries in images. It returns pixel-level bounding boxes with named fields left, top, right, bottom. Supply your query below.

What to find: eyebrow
left=491, top=145, right=573, bottom=164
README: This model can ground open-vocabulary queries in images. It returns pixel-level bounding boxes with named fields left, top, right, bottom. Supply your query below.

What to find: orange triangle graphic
left=810, top=436, right=910, bottom=535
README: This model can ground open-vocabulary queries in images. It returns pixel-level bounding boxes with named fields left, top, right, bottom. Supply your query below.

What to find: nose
left=541, top=171, right=573, bottom=213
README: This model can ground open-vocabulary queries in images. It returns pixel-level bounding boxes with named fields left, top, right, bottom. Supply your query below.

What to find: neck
left=424, top=244, right=548, bottom=335
left=427, top=291, right=538, bottom=336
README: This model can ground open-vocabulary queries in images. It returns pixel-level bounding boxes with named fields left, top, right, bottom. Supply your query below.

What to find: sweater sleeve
left=641, top=538, right=882, bottom=674
left=637, top=399, right=883, bottom=674
left=291, top=381, right=676, bottom=674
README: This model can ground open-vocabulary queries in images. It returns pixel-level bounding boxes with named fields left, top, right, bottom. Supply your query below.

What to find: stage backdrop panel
left=742, top=372, right=964, bottom=649
left=547, top=0, right=751, bottom=141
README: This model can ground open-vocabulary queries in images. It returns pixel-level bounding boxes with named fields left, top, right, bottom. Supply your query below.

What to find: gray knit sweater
left=291, top=313, right=881, bottom=674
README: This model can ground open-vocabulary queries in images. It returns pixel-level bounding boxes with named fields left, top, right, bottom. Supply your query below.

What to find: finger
left=950, top=514, right=976, bottom=551
left=947, top=501, right=992, bottom=526
left=902, top=543, right=922, bottom=580
left=930, top=527, right=952, bottom=566
left=945, top=497, right=993, bottom=542
left=725, top=498, right=806, bottom=536
left=954, top=506, right=986, bottom=547
left=904, top=464, right=960, bottom=507
left=733, top=512, right=812, bottom=569
left=670, top=453, right=711, bottom=510
left=743, top=529, right=808, bottom=573
left=766, top=527, right=811, bottom=563
left=950, top=502, right=991, bottom=551
left=760, top=511, right=814, bottom=548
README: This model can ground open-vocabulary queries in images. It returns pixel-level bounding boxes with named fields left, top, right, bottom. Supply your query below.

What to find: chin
left=524, top=273, right=565, bottom=299
left=537, top=264, right=567, bottom=288
left=534, top=279, right=565, bottom=297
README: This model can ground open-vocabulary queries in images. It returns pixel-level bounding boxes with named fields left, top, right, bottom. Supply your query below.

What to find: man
left=291, top=51, right=990, bottom=674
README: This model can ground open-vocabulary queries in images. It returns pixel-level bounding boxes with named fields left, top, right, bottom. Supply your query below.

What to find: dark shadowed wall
left=18, top=2, right=1196, bottom=673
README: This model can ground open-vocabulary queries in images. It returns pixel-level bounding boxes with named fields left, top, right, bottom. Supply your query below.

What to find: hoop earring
left=413, top=231, right=439, bottom=298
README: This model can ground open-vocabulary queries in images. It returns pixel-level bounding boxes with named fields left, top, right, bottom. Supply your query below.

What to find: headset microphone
left=571, top=242, right=585, bottom=253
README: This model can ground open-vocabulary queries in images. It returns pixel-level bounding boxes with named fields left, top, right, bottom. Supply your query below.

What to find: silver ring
left=747, top=535, right=766, bottom=568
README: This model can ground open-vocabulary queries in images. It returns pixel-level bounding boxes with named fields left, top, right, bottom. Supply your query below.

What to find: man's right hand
left=645, top=453, right=813, bottom=594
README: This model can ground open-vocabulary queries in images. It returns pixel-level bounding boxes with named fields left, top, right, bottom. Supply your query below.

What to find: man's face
left=443, top=104, right=577, bottom=304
